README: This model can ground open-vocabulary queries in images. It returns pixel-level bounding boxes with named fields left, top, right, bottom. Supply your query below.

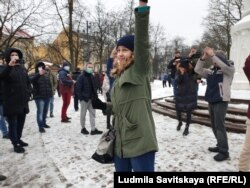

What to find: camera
left=191, top=52, right=201, bottom=59
left=16, top=59, right=25, bottom=64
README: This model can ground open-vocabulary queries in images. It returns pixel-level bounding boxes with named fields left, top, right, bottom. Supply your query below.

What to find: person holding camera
left=175, top=58, right=198, bottom=136
left=0, top=48, right=32, bottom=153
left=30, top=62, right=52, bottom=133
left=195, top=47, right=235, bottom=162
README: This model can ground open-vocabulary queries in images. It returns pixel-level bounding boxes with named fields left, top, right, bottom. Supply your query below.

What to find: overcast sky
left=84, top=0, right=210, bottom=46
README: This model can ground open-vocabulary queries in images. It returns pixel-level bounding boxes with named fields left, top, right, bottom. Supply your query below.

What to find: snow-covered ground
left=0, top=80, right=249, bottom=187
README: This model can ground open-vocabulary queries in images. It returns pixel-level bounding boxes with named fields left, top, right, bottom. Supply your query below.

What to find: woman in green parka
left=94, top=0, right=158, bottom=171
left=110, top=0, right=158, bottom=172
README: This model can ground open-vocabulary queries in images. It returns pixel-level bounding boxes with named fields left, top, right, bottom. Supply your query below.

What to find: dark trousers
left=176, top=110, right=191, bottom=125
left=114, top=151, right=155, bottom=172
left=162, top=81, right=167, bottom=88
left=6, top=113, right=26, bottom=146
left=171, top=78, right=177, bottom=97
left=168, top=79, right=172, bottom=87
left=74, top=95, right=79, bottom=111
left=208, top=102, right=229, bottom=155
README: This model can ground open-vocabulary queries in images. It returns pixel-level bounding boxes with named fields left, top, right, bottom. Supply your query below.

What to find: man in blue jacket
left=195, top=47, right=235, bottom=162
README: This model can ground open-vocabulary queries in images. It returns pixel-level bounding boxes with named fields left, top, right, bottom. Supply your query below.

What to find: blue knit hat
left=117, top=35, right=135, bottom=52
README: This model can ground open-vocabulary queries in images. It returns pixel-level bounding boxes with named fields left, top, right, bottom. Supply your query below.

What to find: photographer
left=195, top=47, right=235, bottom=162
left=0, top=48, right=32, bottom=153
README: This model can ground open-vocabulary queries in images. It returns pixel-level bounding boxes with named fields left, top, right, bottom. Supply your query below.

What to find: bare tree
left=0, top=0, right=46, bottom=49
left=150, top=23, right=167, bottom=77
left=201, top=0, right=243, bottom=58
left=51, top=0, right=87, bottom=70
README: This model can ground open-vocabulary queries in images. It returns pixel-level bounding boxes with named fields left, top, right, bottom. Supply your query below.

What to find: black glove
left=91, top=97, right=107, bottom=110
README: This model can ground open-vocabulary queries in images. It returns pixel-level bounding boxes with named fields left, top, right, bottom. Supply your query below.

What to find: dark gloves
left=91, top=97, right=107, bottom=110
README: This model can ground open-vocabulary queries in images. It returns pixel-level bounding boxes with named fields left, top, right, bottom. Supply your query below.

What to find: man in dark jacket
left=76, top=63, right=103, bottom=135
left=30, top=62, right=52, bottom=133
left=0, top=48, right=31, bottom=153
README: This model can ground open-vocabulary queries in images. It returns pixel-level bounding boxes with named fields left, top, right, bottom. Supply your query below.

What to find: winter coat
left=30, top=63, right=53, bottom=100
left=30, top=73, right=52, bottom=99
left=0, top=64, right=31, bottom=116
left=58, top=68, right=74, bottom=95
left=243, top=55, right=250, bottom=118
left=72, top=70, right=81, bottom=96
left=163, top=74, right=168, bottom=81
left=0, top=65, right=4, bottom=105
left=76, top=71, right=98, bottom=102
left=195, top=56, right=235, bottom=103
left=175, top=70, right=197, bottom=112
left=110, top=7, right=158, bottom=158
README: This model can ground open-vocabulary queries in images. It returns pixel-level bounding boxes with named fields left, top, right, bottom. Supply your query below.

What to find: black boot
left=18, top=140, right=29, bottom=147
left=176, top=122, right=182, bottom=131
left=0, top=174, right=7, bottom=181
left=183, top=124, right=190, bottom=136
left=13, top=145, right=25, bottom=153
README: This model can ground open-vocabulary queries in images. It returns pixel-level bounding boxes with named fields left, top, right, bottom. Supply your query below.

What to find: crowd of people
left=1, top=0, right=250, bottom=181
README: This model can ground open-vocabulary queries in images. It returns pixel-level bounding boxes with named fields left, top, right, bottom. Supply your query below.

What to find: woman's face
left=116, top=46, right=133, bottom=64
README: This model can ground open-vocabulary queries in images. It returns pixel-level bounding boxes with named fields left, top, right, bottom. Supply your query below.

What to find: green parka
left=110, top=6, right=158, bottom=158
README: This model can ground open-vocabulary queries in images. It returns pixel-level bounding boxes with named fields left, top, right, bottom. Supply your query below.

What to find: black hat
left=35, top=61, right=45, bottom=73
left=117, top=35, right=135, bottom=52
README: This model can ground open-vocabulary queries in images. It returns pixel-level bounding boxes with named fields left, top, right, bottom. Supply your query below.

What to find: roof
left=2, top=26, right=33, bottom=38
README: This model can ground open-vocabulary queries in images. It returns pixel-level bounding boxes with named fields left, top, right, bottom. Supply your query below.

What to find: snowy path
left=0, top=81, right=247, bottom=187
